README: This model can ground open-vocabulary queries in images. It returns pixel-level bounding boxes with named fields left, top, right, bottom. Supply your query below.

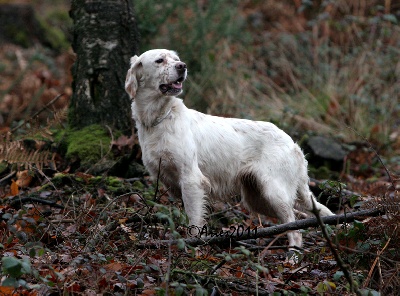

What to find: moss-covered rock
left=54, top=124, right=145, bottom=177
left=63, top=124, right=114, bottom=172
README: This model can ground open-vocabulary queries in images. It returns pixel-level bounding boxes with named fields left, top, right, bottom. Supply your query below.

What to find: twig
left=209, top=259, right=227, bottom=275
left=9, top=196, right=64, bottom=209
left=10, top=93, right=65, bottom=133
left=171, top=268, right=271, bottom=295
left=337, top=245, right=398, bottom=265
left=284, top=264, right=311, bottom=285
left=0, top=171, right=16, bottom=185
left=311, top=198, right=362, bottom=296
left=49, top=219, right=75, bottom=223
left=362, top=227, right=395, bottom=289
left=136, top=208, right=384, bottom=248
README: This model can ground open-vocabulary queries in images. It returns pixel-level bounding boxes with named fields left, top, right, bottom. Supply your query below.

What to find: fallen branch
left=9, top=196, right=64, bottom=209
left=171, top=268, right=271, bottom=295
left=136, top=208, right=383, bottom=248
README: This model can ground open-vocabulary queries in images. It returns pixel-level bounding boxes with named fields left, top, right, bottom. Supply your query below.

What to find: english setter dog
left=125, top=49, right=333, bottom=248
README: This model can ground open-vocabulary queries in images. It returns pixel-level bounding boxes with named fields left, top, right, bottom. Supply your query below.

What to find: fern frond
left=0, top=135, right=57, bottom=170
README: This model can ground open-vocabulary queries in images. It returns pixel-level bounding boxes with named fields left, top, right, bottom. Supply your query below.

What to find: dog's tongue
left=172, top=82, right=182, bottom=89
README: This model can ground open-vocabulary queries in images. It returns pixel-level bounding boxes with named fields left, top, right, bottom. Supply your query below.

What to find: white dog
left=125, top=49, right=333, bottom=248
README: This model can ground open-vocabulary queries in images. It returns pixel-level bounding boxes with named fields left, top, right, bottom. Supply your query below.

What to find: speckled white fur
left=125, top=49, right=333, bottom=248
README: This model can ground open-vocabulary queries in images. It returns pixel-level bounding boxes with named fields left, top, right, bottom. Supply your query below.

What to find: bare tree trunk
left=69, top=0, right=139, bottom=134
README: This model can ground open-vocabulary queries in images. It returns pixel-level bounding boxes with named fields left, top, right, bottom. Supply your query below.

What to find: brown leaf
left=0, top=286, right=15, bottom=295
left=140, top=290, right=157, bottom=296
left=16, top=170, right=32, bottom=188
left=105, top=262, right=123, bottom=272
left=10, top=179, right=19, bottom=195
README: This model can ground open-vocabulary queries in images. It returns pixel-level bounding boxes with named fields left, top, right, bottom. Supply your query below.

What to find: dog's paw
left=285, top=249, right=303, bottom=265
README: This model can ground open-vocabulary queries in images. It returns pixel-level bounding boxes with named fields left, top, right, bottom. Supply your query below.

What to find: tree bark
left=69, top=0, right=139, bottom=134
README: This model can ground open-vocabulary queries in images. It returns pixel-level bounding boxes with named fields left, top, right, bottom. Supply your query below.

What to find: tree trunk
left=69, top=0, right=139, bottom=135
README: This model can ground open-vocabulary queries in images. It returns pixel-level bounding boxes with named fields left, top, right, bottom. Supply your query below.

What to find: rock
left=305, top=136, right=347, bottom=173
left=307, top=136, right=346, bottom=161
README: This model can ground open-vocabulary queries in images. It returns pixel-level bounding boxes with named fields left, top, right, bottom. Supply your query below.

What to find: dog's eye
left=155, top=58, right=164, bottom=64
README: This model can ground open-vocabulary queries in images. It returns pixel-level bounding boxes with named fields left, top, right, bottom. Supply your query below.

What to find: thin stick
left=311, top=198, right=362, bottom=296
left=11, top=93, right=65, bottom=133
left=0, top=171, right=16, bottom=184
left=363, top=228, right=394, bottom=288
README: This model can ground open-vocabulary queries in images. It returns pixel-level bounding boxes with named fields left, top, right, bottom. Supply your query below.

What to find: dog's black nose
left=175, top=62, right=187, bottom=71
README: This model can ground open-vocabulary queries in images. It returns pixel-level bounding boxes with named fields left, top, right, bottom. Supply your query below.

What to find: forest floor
left=0, top=138, right=399, bottom=295
left=0, top=43, right=399, bottom=295
left=1, top=1, right=400, bottom=295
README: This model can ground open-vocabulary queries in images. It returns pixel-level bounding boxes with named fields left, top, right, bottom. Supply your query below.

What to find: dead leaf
left=140, top=289, right=157, bottom=296
left=16, top=170, right=32, bottom=188
left=0, top=286, right=15, bottom=295
left=105, top=262, right=123, bottom=272
left=10, top=179, right=19, bottom=195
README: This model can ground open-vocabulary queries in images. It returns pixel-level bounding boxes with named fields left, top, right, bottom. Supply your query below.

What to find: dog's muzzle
left=159, top=62, right=187, bottom=95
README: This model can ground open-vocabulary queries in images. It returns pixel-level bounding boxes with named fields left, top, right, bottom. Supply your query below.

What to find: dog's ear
left=125, top=55, right=142, bottom=99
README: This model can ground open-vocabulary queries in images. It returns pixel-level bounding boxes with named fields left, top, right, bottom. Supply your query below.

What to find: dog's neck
left=132, top=91, right=177, bottom=128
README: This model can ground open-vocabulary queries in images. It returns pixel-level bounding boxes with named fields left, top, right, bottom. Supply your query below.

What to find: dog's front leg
left=179, top=169, right=210, bottom=228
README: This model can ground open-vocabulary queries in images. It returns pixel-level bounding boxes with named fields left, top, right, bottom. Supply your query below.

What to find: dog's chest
left=138, top=125, right=193, bottom=170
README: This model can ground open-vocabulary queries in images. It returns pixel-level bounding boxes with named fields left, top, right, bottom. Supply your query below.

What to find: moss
left=53, top=173, right=77, bottom=186
left=41, top=173, right=143, bottom=197
left=105, top=176, right=123, bottom=188
left=132, top=180, right=145, bottom=191
left=53, top=125, right=145, bottom=176
left=65, top=124, right=112, bottom=170
left=308, top=164, right=339, bottom=180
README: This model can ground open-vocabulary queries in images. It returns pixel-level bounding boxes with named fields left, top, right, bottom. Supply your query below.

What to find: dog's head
left=125, top=49, right=187, bottom=99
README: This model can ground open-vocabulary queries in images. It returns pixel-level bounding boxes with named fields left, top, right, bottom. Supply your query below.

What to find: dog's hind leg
left=239, top=170, right=302, bottom=248
left=296, top=181, right=334, bottom=217
left=261, top=183, right=302, bottom=248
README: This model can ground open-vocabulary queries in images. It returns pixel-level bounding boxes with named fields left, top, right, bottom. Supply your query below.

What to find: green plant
left=1, top=255, right=61, bottom=289
left=2, top=257, right=32, bottom=287
left=135, top=0, right=249, bottom=112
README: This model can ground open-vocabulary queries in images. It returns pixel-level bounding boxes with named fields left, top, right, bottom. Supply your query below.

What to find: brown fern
left=0, top=135, right=57, bottom=170
left=0, top=97, right=68, bottom=170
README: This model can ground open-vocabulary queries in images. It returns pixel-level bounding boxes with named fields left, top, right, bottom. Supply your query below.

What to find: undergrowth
left=0, top=0, right=400, bottom=295
left=136, top=0, right=400, bottom=147
left=1, top=174, right=398, bottom=294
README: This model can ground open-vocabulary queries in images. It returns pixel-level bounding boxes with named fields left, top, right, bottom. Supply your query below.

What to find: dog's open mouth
left=159, top=76, right=185, bottom=95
